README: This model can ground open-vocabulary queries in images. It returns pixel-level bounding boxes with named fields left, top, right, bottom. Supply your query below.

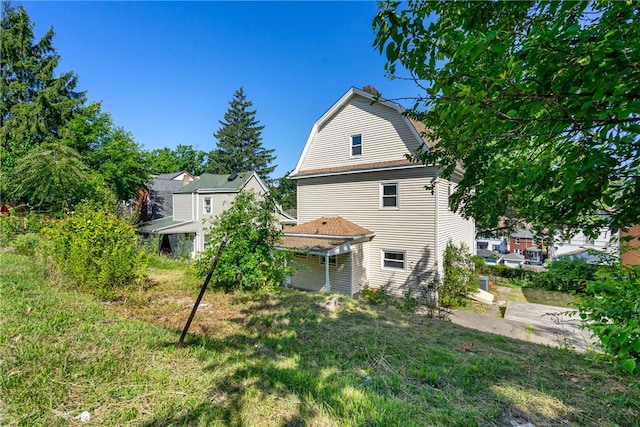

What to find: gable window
left=351, top=134, right=362, bottom=157
left=382, top=250, right=406, bottom=270
left=380, top=183, right=399, bottom=208
left=319, top=255, right=338, bottom=267
left=203, top=197, right=212, bottom=214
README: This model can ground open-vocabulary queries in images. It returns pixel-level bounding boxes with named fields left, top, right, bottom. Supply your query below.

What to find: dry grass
left=1, top=253, right=638, bottom=426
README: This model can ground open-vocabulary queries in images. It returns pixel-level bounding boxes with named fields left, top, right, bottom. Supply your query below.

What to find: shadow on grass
left=140, top=288, right=638, bottom=427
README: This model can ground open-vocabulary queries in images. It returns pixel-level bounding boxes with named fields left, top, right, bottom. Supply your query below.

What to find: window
left=515, top=238, right=521, bottom=244
left=294, top=252, right=308, bottom=259
left=515, top=249, right=523, bottom=255
left=382, top=250, right=406, bottom=270
left=351, top=134, right=362, bottom=157
left=319, top=255, right=337, bottom=267
left=203, top=197, right=212, bottom=214
left=380, top=183, right=398, bottom=208
left=477, top=242, right=488, bottom=250
left=492, top=244, right=500, bottom=251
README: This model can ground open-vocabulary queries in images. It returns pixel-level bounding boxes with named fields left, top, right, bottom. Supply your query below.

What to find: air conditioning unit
left=478, top=276, right=490, bottom=292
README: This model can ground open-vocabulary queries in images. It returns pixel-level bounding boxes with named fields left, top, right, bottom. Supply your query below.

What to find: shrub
left=533, top=256, right=598, bottom=292
left=441, top=240, right=476, bottom=308
left=195, top=190, right=293, bottom=292
left=576, top=265, right=640, bottom=374
left=45, top=200, right=148, bottom=296
left=0, top=207, right=48, bottom=246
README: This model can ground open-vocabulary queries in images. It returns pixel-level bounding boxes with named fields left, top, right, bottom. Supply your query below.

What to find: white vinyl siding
left=351, top=241, right=370, bottom=296
left=290, top=254, right=351, bottom=295
left=435, top=177, right=476, bottom=280
left=296, top=167, right=440, bottom=298
left=299, top=96, right=422, bottom=171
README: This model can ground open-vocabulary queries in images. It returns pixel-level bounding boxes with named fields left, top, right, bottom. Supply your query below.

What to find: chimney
left=362, top=85, right=380, bottom=96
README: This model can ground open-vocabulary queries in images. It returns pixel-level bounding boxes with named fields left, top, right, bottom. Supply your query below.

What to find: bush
left=195, top=191, right=293, bottom=292
left=45, top=201, right=148, bottom=297
left=533, top=257, right=598, bottom=292
left=576, top=265, right=640, bottom=374
left=0, top=207, right=48, bottom=246
left=441, top=240, right=476, bottom=308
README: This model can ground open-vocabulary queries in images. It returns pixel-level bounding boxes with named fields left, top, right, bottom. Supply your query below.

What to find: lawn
left=1, top=252, right=638, bottom=426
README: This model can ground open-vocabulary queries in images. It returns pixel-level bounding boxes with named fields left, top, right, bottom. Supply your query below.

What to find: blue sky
left=21, top=1, right=420, bottom=178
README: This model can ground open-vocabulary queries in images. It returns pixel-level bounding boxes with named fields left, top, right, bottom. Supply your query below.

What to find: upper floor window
left=380, top=183, right=398, bottom=209
left=477, top=242, right=488, bottom=250
left=515, top=238, right=521, bottom=244
left=351, top=134, right=362, bottom=157
left=203, top=196, right=212, bottom=214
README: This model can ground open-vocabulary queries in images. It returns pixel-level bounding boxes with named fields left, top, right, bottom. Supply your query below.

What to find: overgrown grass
left=1, top=253, right=638, bottom=426
left=507, top=287, right=576, bottom=308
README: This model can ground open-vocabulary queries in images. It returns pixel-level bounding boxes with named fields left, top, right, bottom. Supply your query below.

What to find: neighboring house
left=502, top=253, right=525, bottom=269
left=476, top=248, right=503, bottom=266
left=139, top=171, right=196, bottom=222
left=279, top=86, right=475, bottom=298
left=139, top=171, right=295, bottom=258
left=509, top=229, right=542, bottom=264
left=476, top=233, right=509, bottom=254
left=551, top=227, right=618, bottom=260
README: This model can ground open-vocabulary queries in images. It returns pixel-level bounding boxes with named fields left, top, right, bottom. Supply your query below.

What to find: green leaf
left=621, top=358, right=636, bottom=373
left=507, top=109, right=518, bottom=118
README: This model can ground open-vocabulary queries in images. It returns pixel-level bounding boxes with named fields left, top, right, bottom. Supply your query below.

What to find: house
left=476, top=232, right=509, bottom=254
left=139, top=171, right=294, bottom=258
left=502, top=253, right=525, bottom=269
left=509, top=229, right=542, bottom=264
left=279, top=86, right=476, bottom=298
left=138, top=171, right=196, bottom=222
left=551, top=227, right=617, bottom=261
left=621, top=225, right=640, bottom=266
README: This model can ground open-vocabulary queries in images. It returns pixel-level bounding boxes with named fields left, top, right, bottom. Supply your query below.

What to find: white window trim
left=319, top=255, right=338, bottom=267
left=515, top=238, right=521, bottom=244
left=379, top=182, right=399, bottom=209
left=203, top=196, right=212, bottom=214
left=350, top=134, right=362, bottom=158
left=381, top=249, right=406, bottom=271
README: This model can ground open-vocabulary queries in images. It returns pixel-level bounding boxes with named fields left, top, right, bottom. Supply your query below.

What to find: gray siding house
left=280, top=87, right=475, bottom=298
left=140, top=171, right=293, bottom=257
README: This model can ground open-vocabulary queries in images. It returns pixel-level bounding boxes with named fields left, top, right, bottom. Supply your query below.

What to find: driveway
left=447, top=299, right=599, bottom=353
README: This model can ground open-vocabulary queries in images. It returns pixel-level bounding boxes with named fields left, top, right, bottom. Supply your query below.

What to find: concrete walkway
left=447, top=288, right=599, bottom=353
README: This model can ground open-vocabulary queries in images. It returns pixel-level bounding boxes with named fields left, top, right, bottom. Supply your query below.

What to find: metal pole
left=176, top=240, right=226, bottom=348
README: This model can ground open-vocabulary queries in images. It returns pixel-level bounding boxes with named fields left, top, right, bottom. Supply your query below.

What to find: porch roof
left=138, top=217, right=196, bottom=234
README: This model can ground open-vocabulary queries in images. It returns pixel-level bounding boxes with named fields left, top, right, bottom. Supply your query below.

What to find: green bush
left=0, top=207, right=48, bottom=246
left=479, top=264, right=538, bottom=281
left=441, top=240, right=476, bottom=308
left=576, top=265, right=640, bottom=374
left=45, top=201, right=148, bottom=296
left=533, top=257, right=598, bottom=292
left=195, top=190, right=293, bottom=292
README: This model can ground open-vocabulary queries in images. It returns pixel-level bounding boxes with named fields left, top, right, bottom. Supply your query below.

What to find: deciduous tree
left=373, top=1, right=639, bottom=236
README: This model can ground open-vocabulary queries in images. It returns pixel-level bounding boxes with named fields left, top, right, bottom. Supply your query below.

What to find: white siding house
left=281, top=87, right=475, bottom=298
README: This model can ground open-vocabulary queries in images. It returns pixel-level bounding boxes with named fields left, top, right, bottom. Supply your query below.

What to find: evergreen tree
left=1, top=3, right=150, bottom=208
left=207, top=88, right=276, bottom=179
left=1, top=3, right=86, bottom=197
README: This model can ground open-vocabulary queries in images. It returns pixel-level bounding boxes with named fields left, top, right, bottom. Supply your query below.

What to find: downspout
left=325, top=254, right=330, bottom=293
left=434, top=174, right=440, bottom=279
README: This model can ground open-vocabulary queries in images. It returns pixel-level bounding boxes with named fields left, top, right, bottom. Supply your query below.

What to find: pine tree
left=207, top=88, right=276, bottom=180
left=0, top=3, right=86, bottom=172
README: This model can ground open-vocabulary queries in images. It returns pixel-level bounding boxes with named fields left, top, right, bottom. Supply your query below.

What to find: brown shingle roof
left=278, top=236, right=350, bottom=252
left=283, top=216, right=373, bottom=237
left=294, top=159, right=421, bottom=178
